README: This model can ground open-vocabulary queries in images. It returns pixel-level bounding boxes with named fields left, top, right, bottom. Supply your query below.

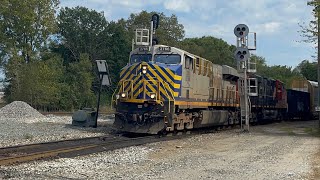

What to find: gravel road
left=1, top=120, right=319, bottom=180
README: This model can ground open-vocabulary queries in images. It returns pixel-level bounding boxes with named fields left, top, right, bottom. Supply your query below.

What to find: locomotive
left=111, top=44, right=305, bottom=134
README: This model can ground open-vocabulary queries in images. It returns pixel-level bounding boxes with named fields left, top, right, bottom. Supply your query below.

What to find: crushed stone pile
left=0, top=101, right=45, bottom=119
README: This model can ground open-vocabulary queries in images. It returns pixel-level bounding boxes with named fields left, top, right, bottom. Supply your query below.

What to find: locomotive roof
left=308, top=80, right=318, bottom=88
left=131, top=45, right=213, bottom=64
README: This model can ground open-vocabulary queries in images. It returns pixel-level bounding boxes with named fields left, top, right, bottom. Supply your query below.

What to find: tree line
left=0, top=1, right=317, bottom=111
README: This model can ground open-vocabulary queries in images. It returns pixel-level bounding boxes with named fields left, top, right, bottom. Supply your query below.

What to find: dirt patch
left=310, top=149, right=320, bottom=179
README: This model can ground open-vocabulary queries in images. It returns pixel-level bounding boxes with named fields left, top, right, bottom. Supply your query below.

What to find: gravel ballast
left=0, top=101, right=114, bottom=147
left=0, top=120, right=319, bottom=179
left=0, top=101, right=45, bottom=122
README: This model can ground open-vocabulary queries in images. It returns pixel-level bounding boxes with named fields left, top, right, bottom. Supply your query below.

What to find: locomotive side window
left=203, top=61, right=207, bottom=76
left=154, top=54, right=181, bottom=64
left=196, top=58, right=200, bottom=67
left=185, top=56, right=193, bottom=69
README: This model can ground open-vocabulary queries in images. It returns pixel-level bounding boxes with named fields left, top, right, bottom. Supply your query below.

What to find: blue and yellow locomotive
left=113, top=45, right=242, bottom=134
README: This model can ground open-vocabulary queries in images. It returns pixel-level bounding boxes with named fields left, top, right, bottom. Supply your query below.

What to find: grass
left=304, top=127, right=320, bottom=137
left=281, top=127, right=295, bottom=135
left=304, top=127, right=314, bottom=134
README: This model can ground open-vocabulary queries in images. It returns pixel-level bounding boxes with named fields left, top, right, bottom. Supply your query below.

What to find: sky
left=60, top=0, right=316, bottom=68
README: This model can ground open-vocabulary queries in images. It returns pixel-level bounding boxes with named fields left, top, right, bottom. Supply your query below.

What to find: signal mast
left=234, top=24, right=257, bottom=131
left=132, top=14, right=159, bottom=51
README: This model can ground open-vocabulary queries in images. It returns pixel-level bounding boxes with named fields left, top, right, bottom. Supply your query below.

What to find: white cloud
left=59, top=0, right=315, bottom=66
left=265, top=22, right=281, bottom=33
left=163, top=0, right=191, bottom=12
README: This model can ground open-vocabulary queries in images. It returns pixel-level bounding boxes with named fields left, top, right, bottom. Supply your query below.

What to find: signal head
left=151, top=14, right=160, bottom=29
left=234, top=24, right=249, bottom=38
left=234, top=47, right=250, bottom=61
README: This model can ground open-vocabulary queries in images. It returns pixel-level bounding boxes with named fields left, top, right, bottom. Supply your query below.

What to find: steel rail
left=0, top=133, right=193, bottom=166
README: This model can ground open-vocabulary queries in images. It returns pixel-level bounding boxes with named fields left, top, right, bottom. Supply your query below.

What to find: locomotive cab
left=113, top=45, right=183, bottom=134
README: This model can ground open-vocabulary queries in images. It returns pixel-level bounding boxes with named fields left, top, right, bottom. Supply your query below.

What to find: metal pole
left=94, top=75, right=103, bottom=128
left=240, top=78, right=243, bottom=130
left=244, top=61, right=249, bottom=131
left=317, top=5, right=320, bottom=128
left=150, top=21, right=153, bottom=48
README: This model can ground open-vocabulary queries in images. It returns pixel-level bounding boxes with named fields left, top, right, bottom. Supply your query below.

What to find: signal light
left=152, top=38, right=158, bottom=45
left=234, top=24, right=249, bottom=38
left=151, top=14, right=160, bottom=30
left=234, top=47, right=250, bottom=61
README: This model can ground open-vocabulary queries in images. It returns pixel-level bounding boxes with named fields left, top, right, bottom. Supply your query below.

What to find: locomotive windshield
left=130, top=54, right=152, bottom=63
left=154, top=54, right=181, bottom=64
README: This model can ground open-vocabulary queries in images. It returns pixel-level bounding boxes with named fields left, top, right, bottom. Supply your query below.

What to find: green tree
left=300, top=0, right=319, bottom=47
left=4, top=54, right=65, bottom=111
left=3, top=55, right=25, bottom=102
left=64, top=53, right=95, bottom=110
left=102, top=21, right=131, bottom=88
left=179, top=36, right=236, bottom=67
left=295, top=60, right=317, bottom=81
left=250, top=55, right=302, bottom=86
left=251, top=55, right=269, bottom=75
left=56, top=6, right=108, bottom=63
left=126, top=11, right=185, bottom=46
left=0, top=0, right=59, bottom=64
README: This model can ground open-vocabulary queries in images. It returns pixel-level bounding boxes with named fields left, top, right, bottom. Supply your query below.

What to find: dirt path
left=143, top=121, right=320, bottom=180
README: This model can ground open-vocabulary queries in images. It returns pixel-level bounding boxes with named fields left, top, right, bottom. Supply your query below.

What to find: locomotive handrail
left=113, top=78, right=175, bottom=113
left=120, top=79, right=134, bottom=99
left=161, top=81, right=175, bottom=113
left=111, top=82, right=122, bottom=107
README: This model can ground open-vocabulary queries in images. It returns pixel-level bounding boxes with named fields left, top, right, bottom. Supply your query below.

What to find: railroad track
left=0, top=133, right=193, bottom=166
left=40, top=111, right=114, bottom=116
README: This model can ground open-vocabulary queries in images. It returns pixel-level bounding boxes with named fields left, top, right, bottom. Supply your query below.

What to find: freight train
left=112, top=45, right=314, bottom=134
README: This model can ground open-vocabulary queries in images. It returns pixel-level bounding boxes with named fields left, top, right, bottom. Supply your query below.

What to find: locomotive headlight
left=142, top=65, right=148, bottom=74
left=120, top=92, right=127, bottom=98
left=150, top=93, right=156, bottom=99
